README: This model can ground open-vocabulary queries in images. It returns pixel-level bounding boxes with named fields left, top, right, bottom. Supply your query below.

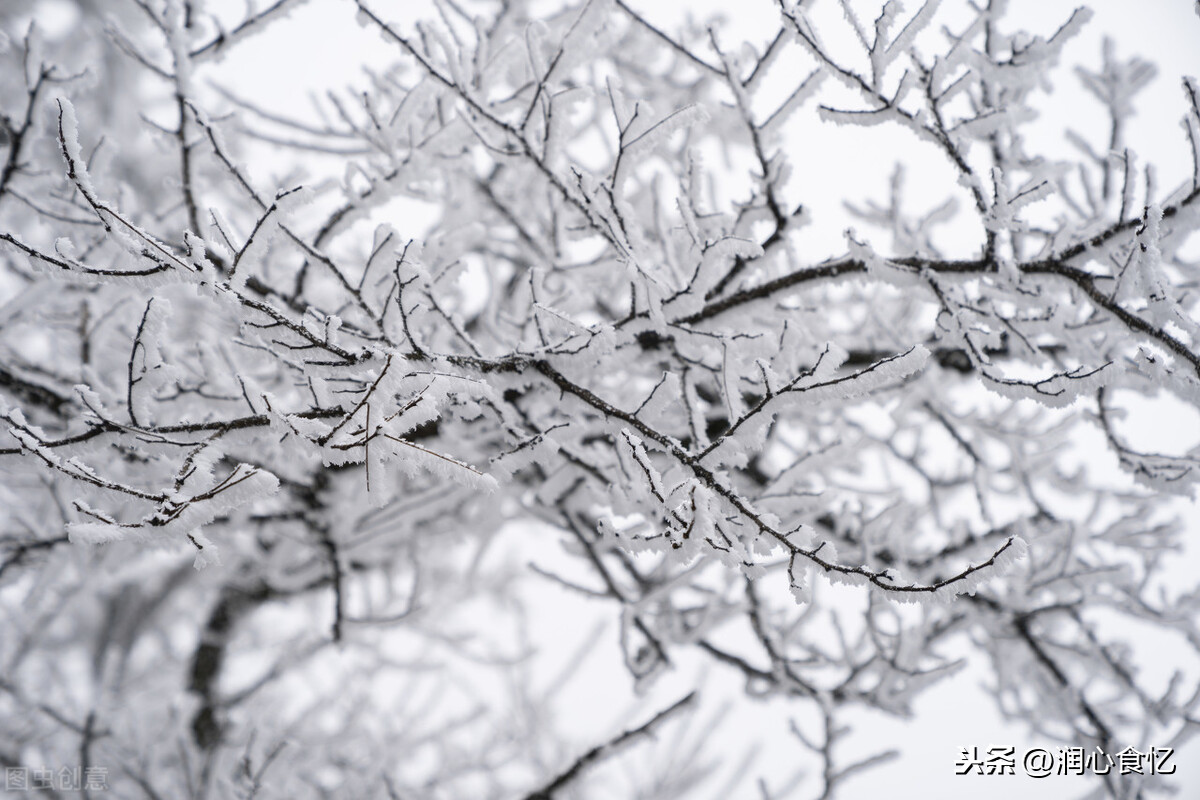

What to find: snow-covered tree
left=2, top=1, right=1199, bottom=797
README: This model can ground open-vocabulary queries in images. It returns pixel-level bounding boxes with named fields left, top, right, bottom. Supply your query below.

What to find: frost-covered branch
left=2, top=1, right=1199, bottom=798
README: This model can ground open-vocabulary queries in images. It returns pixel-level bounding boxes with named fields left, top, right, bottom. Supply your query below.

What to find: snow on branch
left=2, top=1, right=1200, bottom=796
